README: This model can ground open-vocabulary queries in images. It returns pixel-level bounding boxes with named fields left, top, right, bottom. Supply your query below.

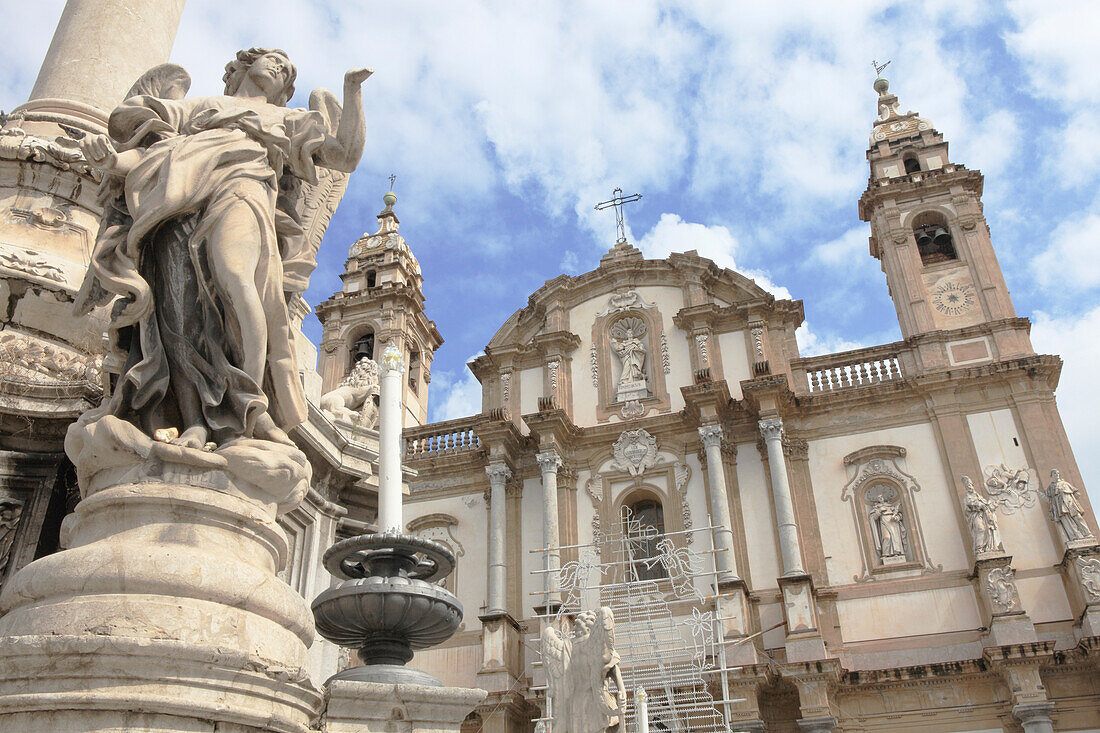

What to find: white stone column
left=536, top=450, right=563, bottom=605
left=759, top=418, right=805, bottom=576
left=699, top=424, right=738, bottom=582
left=21, top=0, right=188, bottom=125
left=485, top=462, right=511, bottom=615
left=377, top=343, right=405, bottom=533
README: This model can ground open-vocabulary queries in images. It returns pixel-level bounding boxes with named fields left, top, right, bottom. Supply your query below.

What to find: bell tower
left=315, top=191, right=443, bottom=426
left=858, top=76, right=1033, bottom=367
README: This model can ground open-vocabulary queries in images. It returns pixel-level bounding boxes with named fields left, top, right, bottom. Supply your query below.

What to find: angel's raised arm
left=314, top=67, right=371, bottom=173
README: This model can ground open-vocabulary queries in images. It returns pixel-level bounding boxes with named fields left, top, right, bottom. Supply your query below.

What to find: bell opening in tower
left=912, top=211, right=957, bottom=265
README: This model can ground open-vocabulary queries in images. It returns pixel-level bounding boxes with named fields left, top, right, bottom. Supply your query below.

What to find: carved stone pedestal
left=1057, top=544, right=1100, bottom=638
left=778, top=574, right=827, bottom=662
left=323, top=679, right=486, bottom=733
left=973, top=554, right=1036, bottom=646
left=0, top=453, right=322, bottom=732
left=478, top=611, right=523, bottom=692
left=717, top=579, right=759, bottom=665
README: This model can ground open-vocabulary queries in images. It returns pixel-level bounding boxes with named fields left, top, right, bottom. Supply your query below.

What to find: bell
left=915, top=230, right=933, bottom=249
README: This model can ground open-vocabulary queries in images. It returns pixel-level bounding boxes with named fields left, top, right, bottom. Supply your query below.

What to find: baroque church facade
left=0, top=4, right=1097, bottom=731
left=322, top=79, right=1100, bottom=731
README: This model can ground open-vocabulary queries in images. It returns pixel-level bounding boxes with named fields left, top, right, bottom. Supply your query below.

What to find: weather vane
left=873, top=59, right=891, bottom=76
left=594, top=187, right=642, bottom=245
left=388, top=173, right=396, bottom=190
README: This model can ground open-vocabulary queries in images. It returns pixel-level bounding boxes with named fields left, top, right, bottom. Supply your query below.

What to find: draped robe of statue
left=542, top=607, right=625, bottom=733
left=77, top=91, right=331, bottom=443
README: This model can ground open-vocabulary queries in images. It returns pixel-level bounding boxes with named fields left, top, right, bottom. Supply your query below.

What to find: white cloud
left=1031, top=306, right=1100, bottom=500
left=795, top=323, right=870, bottom=358
left=428, top=361, right=483, bottom=423
left=811, top=227, right=869, bottom=267
left=560, top=250, right=580, bottom=274
left=1005, top=1, right=1100, bottom=184
left=637, top=214, right=792, bottom=299
left=1031, top=211, right=1100, bottom=291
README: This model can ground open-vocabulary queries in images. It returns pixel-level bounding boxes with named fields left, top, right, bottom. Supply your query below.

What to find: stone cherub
left=72, top=48, right=371, bottom=453
left=1045, top=469, right=1095, bottom=543
left=962, top=476, right=1003, bottom=555
left=542, top=607, right=627, bottom=733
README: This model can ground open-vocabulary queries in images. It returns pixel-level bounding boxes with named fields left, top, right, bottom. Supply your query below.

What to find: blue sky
left=3, top=1, right=1097, bottom=495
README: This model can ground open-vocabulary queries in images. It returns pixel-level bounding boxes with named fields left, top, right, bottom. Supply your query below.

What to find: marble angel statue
left=72, top=48, right=371, bottom=452
left=542, top=607, right=627, bottom=733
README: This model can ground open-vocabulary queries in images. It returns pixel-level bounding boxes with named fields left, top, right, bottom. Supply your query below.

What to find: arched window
left=624, top=498, right=667, bottom=581
left=912, top=211, right=956, bottom=265
left=365, top=270, right=377, bottom=288
left=351, top=331, right=375, bottom=369
left=903, top=153, right=921, bottom=174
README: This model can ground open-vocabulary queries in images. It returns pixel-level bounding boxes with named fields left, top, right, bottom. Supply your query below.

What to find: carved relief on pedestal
left=986, top=566, right=1022, bottom=614
left=842, top=445, right=938, bottom=581
left=1077, top=557, right=1100, bottom=603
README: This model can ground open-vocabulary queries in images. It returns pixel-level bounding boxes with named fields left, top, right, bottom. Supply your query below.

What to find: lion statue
left=320, top=357, right=380, bottom=428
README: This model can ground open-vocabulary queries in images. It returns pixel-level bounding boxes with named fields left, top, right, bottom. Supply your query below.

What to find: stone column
left=377, top=343, right=405, bottom=533
left=536, top=450, right=563, bottom=606
left=485, top=462, right=511, bottom=615
left=699, top=424, right=756, bottom=663
left=759, top=418, right=804, bottom=576
left=1013, top=702, right=1055, bottom=733
left=21, top=0, right=188, bottom=127
left=698, top=425, right=738, bottom=581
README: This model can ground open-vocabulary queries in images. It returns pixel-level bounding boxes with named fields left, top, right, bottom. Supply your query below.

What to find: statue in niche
left=1045, top=469, right=1095, bottom=543
left=320, top=357, right=380, bottom=428
left=867, top=490, right=907, bottom=564
left=542, top=606, right=626, bottom=733
left=962, top=476, right=1003, bottom=555
left=609, top=316, right=649, bottom=403
left=70, top=49, right=370, bottom=457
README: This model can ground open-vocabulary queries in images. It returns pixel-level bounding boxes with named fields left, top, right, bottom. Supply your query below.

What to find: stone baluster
left=698, top=424, right=738, bottom=582
left=536, top=450, right=563, bottom=606
left=377, top=343, right=405, bottom=533
left=485, top=462, right=511, bottom=615
left=759, top=418, right=805, bottom=576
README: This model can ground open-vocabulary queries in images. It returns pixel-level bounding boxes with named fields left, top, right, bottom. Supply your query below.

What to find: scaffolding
left=532, top=506, right=741, bottom=733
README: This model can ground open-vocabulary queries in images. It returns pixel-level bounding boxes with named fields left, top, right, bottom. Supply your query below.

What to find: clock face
left=931, top=281, right=976, bottom=316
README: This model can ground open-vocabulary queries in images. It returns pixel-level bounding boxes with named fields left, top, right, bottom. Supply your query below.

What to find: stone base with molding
left=323, top=679, right=487, bottom=733
left=0, top=454, right=322, bottom=732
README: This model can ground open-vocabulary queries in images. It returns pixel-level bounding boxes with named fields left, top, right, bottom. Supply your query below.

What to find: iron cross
left=594, top=187, right=642, bottom=244
left=388, top=173, right=397, bottom=190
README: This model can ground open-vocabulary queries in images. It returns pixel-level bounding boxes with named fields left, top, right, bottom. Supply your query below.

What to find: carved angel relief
left=986, top=566, right=1021, bottom=614
left=983, top=464, right=1038, bottom=514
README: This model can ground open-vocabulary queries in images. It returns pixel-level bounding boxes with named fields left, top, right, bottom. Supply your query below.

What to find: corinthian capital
left=536, top=450, right=563, bottom=474
left=758, top=418, right=784, bottom=442
left=698, top=424, right=724, bottom=449
left=485, top=462, right=512, bottom=485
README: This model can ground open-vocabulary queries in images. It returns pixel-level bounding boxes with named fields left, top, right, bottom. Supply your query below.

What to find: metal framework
left=532, top=506, right=740, bottom=733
